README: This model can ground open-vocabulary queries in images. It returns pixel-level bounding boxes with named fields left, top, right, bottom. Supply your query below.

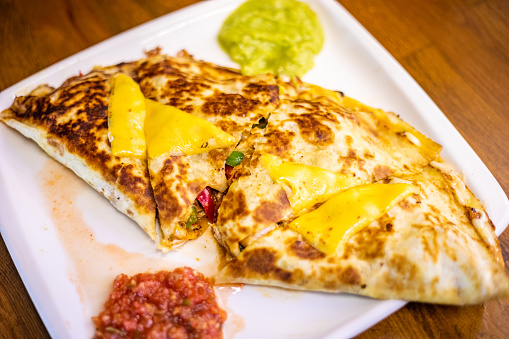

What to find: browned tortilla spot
left=217, top=190, right=250, bottom=224
left=244, top=248, right=277, bottom=274
left=252, top=189, right=291, bottom=225
left=363, top=150, right=375, bottom=159
left=161, top=78, right=212, bottom=108
left=154, top=180, right=183, bottom=221
left=320, top=265, right=361, bottom=289
left=373, top=164, right=394, bottom=181
left=117, top=164, right=156, bottom=214
left=291, top=113, right=335, bottom=146
left=242, top=83, right=280, bottom=106
left=290, top=240, right=326, bottom=260
left=159, top=158, right=176, bottom=177
left=382, top=254, right=422, bottom=292
left=231, top=248, right=294, bottom=283
left=201, top=93, right=257, bottom=117
left=344, top=135, right=353, bottom=146
left=339, top=266, right=361, bottom=285
left=188, top=182, right=203, bottom=195
left=418, top=226, right=440, bottom=263
left=339, top=148, right=358, bottom=168
left=342, top=222, right=393, bottom=261
left=208, top=148, right=231, bottom=163
left=397, top=198, right=414, bottom=211
left=262, top=129, right=296, bottom=156
left=138, top=58, right=179, bottom=78
left=237, top=226, right=249, bottom=234
left=176, top=158, right=190, bottom=176
left=215, top=119, right=241, bottom=134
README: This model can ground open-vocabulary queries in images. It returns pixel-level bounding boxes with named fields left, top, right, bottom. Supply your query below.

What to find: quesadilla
left=213, top=81, right=509, bottom=304
left=2, top=51, right=507, bottom=305
left=0, top=63, right=158, bottom=240
left=136, top=51, right=280, bottom=250
left=216, top=165, right=509, bottom=304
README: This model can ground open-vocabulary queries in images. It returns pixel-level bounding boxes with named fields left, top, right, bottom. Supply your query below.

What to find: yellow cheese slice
left=340, top=96, right=442, bottom=158
left=107, top=74, right=147, bottom=158
left=299, top=81, right=343, bottom=104
left=288, top=183, right=419, bottom=254
left=144, top=99, right=236, bottom=158
left=260, top=153, right=365, bottom=213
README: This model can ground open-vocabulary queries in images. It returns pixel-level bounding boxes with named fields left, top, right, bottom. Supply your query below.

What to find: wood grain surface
left=0, top=0, right=508, bottom=338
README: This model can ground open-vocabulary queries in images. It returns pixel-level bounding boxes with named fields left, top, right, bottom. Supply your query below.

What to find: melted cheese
left=260, top=153, right=365, bottom=213
left=288, top=183, right=419, bottom=254
left=144, top=99, right=236, bottom=158
left=107, top=74, right=147, bottom=158
left=297, top=81, right=342, bottom=104
left=340, top=96, right=442, bottom=161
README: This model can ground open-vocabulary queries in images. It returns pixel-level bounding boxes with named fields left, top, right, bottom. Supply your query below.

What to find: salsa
left=93, top=268, right=226, bottom=338
left=218, top=0, right=324, bottom=77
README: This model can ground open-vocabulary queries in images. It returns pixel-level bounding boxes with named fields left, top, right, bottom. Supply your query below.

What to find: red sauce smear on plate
left=92, top=267, right=226, bottom=338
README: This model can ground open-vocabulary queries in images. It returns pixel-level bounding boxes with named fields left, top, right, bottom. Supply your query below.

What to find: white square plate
left=1, top=1, right=508, bottom=338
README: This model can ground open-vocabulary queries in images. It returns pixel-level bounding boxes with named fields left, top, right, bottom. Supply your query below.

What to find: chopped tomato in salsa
left=93, top=267, right=226, bottom=339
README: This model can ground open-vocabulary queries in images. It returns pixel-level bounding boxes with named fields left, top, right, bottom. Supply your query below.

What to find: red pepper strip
left=225, top=165, right=234, bottom=179
left=197, top=187, right=216, bottom=223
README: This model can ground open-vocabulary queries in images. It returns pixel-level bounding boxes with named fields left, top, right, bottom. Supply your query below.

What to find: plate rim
left=0, top=0, right=507, bottom=338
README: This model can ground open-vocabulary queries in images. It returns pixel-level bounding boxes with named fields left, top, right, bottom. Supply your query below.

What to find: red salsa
left=93, top=267, right=226, bottom=338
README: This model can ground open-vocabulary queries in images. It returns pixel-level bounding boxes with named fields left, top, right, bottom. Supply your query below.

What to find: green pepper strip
left=185, top=206, right=198, bottom=228
left=226, top=151, right=244, bottom=167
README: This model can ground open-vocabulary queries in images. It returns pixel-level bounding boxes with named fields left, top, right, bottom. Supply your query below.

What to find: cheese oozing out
left=107, top=74, right=147, bottom=158
left=288, top=183, right=419, bottom=254
left=260, top=153, right=365, bottom=214
left=144, top=99, right=236, bottom=158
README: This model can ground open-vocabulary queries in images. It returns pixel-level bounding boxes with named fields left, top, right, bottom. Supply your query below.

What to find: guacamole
left=218, top=0, right=324, bottom=77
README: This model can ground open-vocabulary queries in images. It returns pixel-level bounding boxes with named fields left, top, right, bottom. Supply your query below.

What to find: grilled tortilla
left=0, top=63, right=157, bottom=240
left=136, top=51, right=280, bottom=250
left=213, top=81, right=509, bottom=304
left=216, top=165, right=509, bottom=304
left=214, top=87, right=442, bottom=255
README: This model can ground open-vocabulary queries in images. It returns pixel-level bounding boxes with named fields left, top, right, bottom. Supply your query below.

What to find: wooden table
left=1, top=0, right=508, bottom=338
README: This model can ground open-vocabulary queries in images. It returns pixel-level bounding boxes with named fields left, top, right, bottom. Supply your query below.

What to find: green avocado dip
left=218, top=0, right=324, bottom=77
